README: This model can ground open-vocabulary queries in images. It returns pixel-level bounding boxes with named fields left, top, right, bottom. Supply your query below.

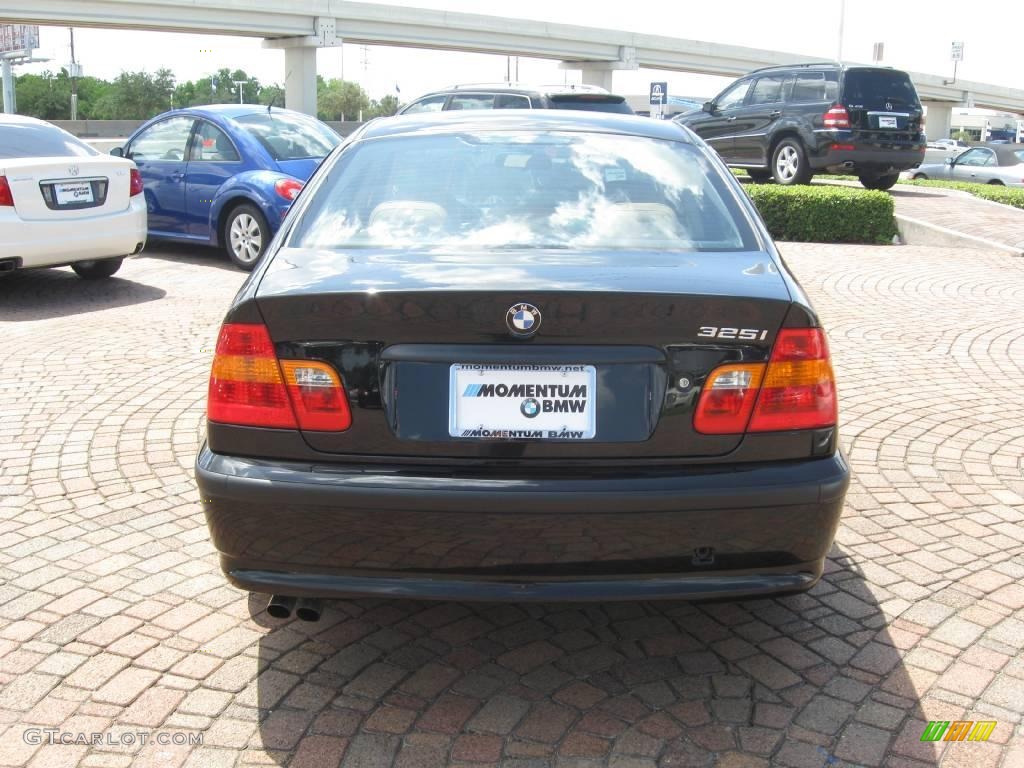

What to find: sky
left=13, top=0, right=1023, bottom=103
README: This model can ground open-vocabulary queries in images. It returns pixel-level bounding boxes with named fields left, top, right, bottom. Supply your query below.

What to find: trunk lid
left=255, top=248, right=792, bottom=460
left=1, top=155, right=135, bottom=221
left=274, top=157, right=322, bottom=182
left=842, top=68, right=923, bottom=136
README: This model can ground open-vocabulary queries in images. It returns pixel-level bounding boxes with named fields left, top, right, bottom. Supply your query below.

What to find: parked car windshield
left=0, top=122, right=99, bottom=159
left=233, top=112, right=340, bottom=160
left=843, top=69, right=919, bottom=108
left=290, top=131, right=757, bottom=252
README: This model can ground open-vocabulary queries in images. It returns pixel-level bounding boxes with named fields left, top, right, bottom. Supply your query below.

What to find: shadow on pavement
left=249, top=550, right=938, bottom=767
left=0, top=268, right=166, bottom=321
left=138, top=241, right=241, bottom=272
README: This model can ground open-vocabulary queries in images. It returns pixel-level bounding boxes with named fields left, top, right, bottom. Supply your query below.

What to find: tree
left=258, top=83, right=284, bottom=108
left=15, top=69, right=116, bottom=120
left=173, top=68, right=261, bottom=108
left=368, top=94, right=400, bottom=118
left=13, top=71, right=70, bottom=119
left=91, top=68, right=176, bottom=119
left=317, top=78, right=370, bottom=121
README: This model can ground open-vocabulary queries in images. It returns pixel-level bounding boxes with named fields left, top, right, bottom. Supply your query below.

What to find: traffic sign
left=951, top=41, right=964, bottom=62
left=649, top=82, right=668, bottom=105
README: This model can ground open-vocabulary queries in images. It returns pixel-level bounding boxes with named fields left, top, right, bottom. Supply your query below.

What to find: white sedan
left=0, top=114, right=147, bottom=279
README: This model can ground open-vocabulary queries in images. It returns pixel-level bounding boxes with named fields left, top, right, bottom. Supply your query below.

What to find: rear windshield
left=0, top=122, right=98, bottom=159
left=233, top=112, right=340, bottom=160
left=843, top=69, right=919, bottom=109
left=548, top=95, right=634, bottom=114
left=289, top=131, right=757, bottom=252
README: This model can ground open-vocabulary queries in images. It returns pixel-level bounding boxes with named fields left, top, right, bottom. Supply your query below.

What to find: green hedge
left=745, top=184, right=897, bottom=244
left=898, top=178, right=1024, bottom=210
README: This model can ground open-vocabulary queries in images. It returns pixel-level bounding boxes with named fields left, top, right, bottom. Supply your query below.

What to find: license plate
left=878, top=116, right=898, bottom=129
left=54, top=182, right=93, bottom=205
left=449, top=364, right=596, bottom=440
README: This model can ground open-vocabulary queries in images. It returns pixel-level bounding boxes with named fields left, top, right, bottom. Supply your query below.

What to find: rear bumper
left=809, top=135, right=925, bottom=174
left=0, top=197, right=147, bottom=269
left=196, top=446, right=849, bottom=602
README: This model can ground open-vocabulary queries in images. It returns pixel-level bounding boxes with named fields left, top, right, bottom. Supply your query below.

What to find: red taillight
left=274, top=178, right=303, bottom=201
left=280, top=360, right=352, bottom=431
left=748, top=328, right=837, bottom=432
left=693, top=364, right=765, bottom=435
left=693, top=329, right=837, bottom=435
left=207, top=323, right=351, bottom=431
left=830, top=144, right=856, bottom=151
left=0, top=176, right=13, bottom=207
left=208, top=324, right=296, bottom=429
left=129, top=168, right=144, bottom=197
left=823, top=105, right=851, bottom=129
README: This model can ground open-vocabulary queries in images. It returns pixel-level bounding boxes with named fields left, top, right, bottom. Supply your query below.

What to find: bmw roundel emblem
left=506, top=302, right=541, bottom=337
left=520, top=398, right=540, bottom=418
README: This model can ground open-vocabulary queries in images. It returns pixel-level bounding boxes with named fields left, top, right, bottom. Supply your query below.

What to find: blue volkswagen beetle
left=116, top=104, right=341, bottom=270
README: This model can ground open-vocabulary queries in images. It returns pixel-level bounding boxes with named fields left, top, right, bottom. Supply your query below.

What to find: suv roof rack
left=445, top=82, right=611, bottom=94
left=747, top=61, right=840, bottom=75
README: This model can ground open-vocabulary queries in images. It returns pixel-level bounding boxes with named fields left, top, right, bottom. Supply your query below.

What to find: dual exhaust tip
left=266, top=595, right=323, bottom=622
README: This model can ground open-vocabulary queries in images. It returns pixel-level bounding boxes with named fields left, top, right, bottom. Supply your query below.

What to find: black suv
left=398, top=83, right=634, bottom=115
left=676, top=63, right=925, bottom=189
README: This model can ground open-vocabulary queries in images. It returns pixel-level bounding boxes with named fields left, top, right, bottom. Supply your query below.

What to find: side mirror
left=109, top=146, right=124, bottom=157
left=945, top=157, right=955, bottom=166
left=702, top=100, right=715, bottom=114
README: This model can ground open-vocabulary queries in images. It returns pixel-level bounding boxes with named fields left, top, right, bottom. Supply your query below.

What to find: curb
left=895, top=214, right=1024, bottom=256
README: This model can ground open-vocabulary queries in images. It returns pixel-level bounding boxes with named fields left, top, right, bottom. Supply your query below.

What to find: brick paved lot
left=0, top=242, right=1021, bottom=768
left=890, top=185, right=1024, bottom=254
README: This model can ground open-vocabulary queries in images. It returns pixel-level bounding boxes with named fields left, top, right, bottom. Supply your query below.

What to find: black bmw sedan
left=195, top=110, right=849, bottom=615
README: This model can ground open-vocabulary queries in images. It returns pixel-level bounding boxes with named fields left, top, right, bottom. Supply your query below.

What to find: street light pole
left=836, top=0, right=846, bottom=61
left=233, top=79, right=247, bottom=104
left=69, top=27, right=77, bottom=121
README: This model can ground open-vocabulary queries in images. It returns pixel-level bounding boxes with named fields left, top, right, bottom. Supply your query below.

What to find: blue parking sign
left=649, top=82, right=668, bottom=105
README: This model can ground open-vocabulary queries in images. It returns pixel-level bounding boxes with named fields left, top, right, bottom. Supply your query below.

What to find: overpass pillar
left=265, top=16, right=342, bottom=117
left=559, top=46, right=638, bottom=92
left=923, top=102, right=953, bottom=141
left=578, top=66, right=614, bottom=91
left=285, top=47, right=317, bottom=116
left=2, top=60, right=15, bottom=113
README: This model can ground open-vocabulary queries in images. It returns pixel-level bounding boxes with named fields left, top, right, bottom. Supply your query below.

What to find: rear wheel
left=987, top=180, right=1004, bottom=185
left=859, top=173, right=899, bottom=191
left=72, top=258, right=123, bottom=280
left=746, top=169, right=773, bottom=183
left=771, top=139, right=812, bottom=185
left=912, top=173, right=928, bottom=180
left=225, top=204, right=269, bottom=272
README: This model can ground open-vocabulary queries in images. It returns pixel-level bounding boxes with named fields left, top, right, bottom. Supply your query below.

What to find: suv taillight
left=823, top=105, right=851, bottom=129
left=693, top=328, right=837, bottom=434
left=0, top=176, right=13, bottom=206
left=208, top=323, right=351, bottom=431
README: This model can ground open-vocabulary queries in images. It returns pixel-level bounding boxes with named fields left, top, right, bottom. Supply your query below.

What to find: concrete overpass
left=3, top=0, right=1022, bottom=137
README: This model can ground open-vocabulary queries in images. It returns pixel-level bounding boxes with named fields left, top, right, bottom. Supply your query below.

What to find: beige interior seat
left=368, top=201, right=448, bottom=231
left=605, top=203, right=683, bottom=238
